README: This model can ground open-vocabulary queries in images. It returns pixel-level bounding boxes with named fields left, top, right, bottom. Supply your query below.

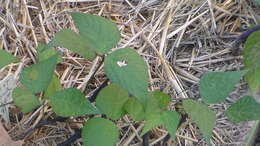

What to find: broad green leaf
left=71, top=13, right=120, bottom=54
left=20, top=54, right=58, bottom=93
left=183, top=99, right=216, bottom=145
left=161, top=110, right=180, bottom=140
left=0, top=49, right=19, bottom=69
left=44, top=75, right=62, bottom=99
left=82, top=118, right=119, bottom=146
left=152, top=91, right=170, bottom=109
left=225, top=96, right=260, bottom=122
left=200, top=71, right=244, bottom=103
left=124, top=98, right=145, bottom=121
left=104, top=48, right=149, bottom=103
left=96, top=84, right=129, bottom=120
left=256, top=0, right=260, bottom=4
left=243, top=31, right=260, bottom=93
left=13, top=87, right=40, bottom=113
left=50, top=88, right=99, bottom=117
left=47, top=29, right=96, bottom=60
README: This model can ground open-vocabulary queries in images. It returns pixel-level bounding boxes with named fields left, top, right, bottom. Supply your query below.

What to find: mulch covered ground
left=0, top=0, right=260, bottom=145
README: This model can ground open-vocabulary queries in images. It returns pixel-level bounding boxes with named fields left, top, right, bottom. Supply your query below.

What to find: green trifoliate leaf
left=243, top=31, right=260, bottom=93
left=124, top=98, right=145, bottom=121
left=82, top=118, right=119, bottom=146
left=13, top=87, right=40, bottom=113
left=50, top=88, right=99, bottom=117
left=225, top=96, right=260, bottom=122
left=183, top=99, right=216, bottom=145
left=71, top=12, right=120, bottom=54
left=141, top=93, right=180, bottom=138
left=96, top=84, right=129, bottom=120
left=151, top=91, right=170, bottom=109
left=47, top=29, right=96, bottom=60
left=104, top=48, right=149, bottom=103
left=200, top=71, right=245, bottom=104
left=20, top=54, right=58, bottom=93
left=141, top=110, right=181, bottom=139
left=0, top=49, right=19, bottom=69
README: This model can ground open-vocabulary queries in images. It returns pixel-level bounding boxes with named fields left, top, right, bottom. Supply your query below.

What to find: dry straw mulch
left=0, top=0, right=259, bottom=145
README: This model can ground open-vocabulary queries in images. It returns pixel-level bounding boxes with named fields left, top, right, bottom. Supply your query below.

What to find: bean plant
left=0, top=12, right=260, bottom=146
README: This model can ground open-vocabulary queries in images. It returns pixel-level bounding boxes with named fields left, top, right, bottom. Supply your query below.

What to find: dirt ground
left=0, top=0, right=260, bottom=145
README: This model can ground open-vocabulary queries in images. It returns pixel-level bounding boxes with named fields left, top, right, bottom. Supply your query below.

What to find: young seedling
left=0, top=12, right=259, bottom=146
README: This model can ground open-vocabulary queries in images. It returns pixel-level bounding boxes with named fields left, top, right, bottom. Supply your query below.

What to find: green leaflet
left=141, top=110, right=180, bottom=140
left=151, top=91, right=170, bottom=109
left=71, top=12, right=120, bottom=54
left=141, top=93, right=180, bottom=140
left=141, top=111, right=163, bottom=136
left=37, top=48, right=62, bottom=99
left=225, top=96, right=260, bottom=122
left=50, top=88, right=100, bottom=117
left=82, top=118, right=119, bottom=146
left=20, top=54, right=58, bottom=93
left=243, top=30, right=260, bottom=93
left=183, top=99, right=216, bottom=145
left=200, top=71, right=245, bottom=103
left=0, top=49, right=19, bottom=69
left=44, top=75, right=62, bottom=99
left=104, top=48, right=149, bottom=103
left=161, top=110, right=180, bottom=140
left=13, top=87, right=40, bottom=113
left=96, top=84, right=129, bottom=120
left=124, top=98, right=145, bottom=121
left=38, top=48, right=62, bottom=63
left=141, top=93, right=164, bottom=136
left=47, top=29, right=96, bottom=60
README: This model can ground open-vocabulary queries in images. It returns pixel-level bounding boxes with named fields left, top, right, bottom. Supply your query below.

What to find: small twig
left=77, top=56, right=102, bottom=92
left=232, top=25, right=260, bottom=55
left=35, top=117, right=68, bottom=128
left=121, top=123, right=144, bottom=146
left=0, top=101, right=13, bottom=107
left=175, top=133, right=198, bottom=143
left=88, top=79, right=109, bottom=102
left=140, top=32, right=188, bottom=99
left=167, top=10, right=209, bottom=39
left=58, top=0, right=123, bottom=2
left=162, top=134, right=171, bottom=146
left=142, top=132, right=150, bottom=146
left=150, top=133, right=168, bottom=146
left=57, top=130, right=81, bottom=146
left=18, top=117, right=68, bottom=140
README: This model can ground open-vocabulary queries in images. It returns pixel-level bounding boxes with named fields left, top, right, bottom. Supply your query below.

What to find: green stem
left=244, top=120, right=260, bottom=146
